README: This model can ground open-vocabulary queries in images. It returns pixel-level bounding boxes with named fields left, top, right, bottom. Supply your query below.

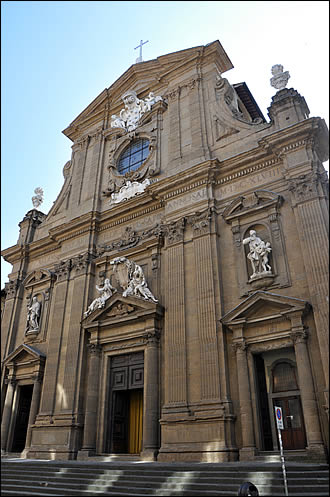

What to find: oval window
left=117, top=138, right=150, bottom=175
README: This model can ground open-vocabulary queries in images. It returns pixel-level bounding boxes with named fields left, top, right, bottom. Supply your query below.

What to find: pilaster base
left=140, top=449, right=158, bottom=461
left=77, top=449, right=97, bottom=460
left=239, top=447, right=257, bottom=461
left=306, top=444, right=327, bottom=462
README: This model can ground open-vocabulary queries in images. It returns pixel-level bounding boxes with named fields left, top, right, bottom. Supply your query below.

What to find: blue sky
left=1, top=1, right=329, bottom=287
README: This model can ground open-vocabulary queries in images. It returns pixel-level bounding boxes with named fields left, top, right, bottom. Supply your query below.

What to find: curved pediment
left=221, top=291, right=310, bottom=327
left=82, top=292, right=163, bottom=329
left=223, top=190, right=283, bottom=222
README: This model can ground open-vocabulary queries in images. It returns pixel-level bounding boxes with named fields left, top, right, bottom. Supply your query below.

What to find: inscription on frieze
left=216, top=167, right=282, bottom=201
left=166, top=188, right=208, bottom=214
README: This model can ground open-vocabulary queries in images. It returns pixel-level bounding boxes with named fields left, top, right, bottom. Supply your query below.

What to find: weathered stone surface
left=1, top=40, right=328, bottom=463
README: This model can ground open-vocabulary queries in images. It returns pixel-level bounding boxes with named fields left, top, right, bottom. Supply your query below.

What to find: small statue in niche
left=84, top=278, right=116, bottom=317
left=243, top=230, right=272, bottom=279
left=26, top=296, right=41, bottom=333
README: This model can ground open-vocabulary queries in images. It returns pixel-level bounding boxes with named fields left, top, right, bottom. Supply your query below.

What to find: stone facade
left=1, top=41, right=329, bottom=462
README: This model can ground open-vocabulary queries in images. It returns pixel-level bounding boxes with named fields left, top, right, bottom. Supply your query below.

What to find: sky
left=1, top=0, right=329, bottom=287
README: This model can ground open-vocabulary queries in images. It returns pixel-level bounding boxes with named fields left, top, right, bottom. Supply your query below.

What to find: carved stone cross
left=135, top=39, right=149, bottom=63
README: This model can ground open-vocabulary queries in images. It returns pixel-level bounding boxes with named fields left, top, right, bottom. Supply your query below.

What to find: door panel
left=273, top=397, right=306, bottom=450
left=128, top=389, right=143, bottom=454
left=111, top=391, right=129, bottom=453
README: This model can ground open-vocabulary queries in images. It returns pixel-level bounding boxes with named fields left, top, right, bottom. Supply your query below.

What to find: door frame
left=268, top=359, right=306, bottom=450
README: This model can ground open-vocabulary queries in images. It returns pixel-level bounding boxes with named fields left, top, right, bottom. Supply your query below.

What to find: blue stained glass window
left=118, top=139, right=150, bottom=175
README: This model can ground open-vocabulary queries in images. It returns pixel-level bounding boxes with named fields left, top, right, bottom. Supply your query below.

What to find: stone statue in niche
left=110, top=90, right=163, bottom=132
left=270, top=64, right=290, bottom=90
left=243, top=230, right=272, bottom=279
left=110, top=256, right=158, bottom=303
left=26, top=296, right=41, bottom=333
left=84, top=278, right=117, bottom=317
left=109, top=178, right=150, bottom=205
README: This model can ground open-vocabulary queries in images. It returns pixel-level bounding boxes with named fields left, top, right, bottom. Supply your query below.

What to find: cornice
left=258, top=117, right=328, bottom=160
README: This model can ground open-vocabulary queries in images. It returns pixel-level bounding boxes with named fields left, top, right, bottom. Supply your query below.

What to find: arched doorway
left=269, top=360, right=306, bottom=450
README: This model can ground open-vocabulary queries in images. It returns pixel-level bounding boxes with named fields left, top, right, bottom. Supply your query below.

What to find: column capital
left=165, top=218, right=185, bottom=246
left=31, top=373, right=43, bottom=384
left=87, top=343, right=102, bottom=356
left=144, top=329, right=161, bottom=345
left=71, top=252, right=95, bottom=276
left=290, top=327, right=309, bottom=345
left=4, top=279, right=22, bottom=300
left=5, top=378, right=17, bottom=387
left=232, top=339, right=248, bottom=354
left=54, top=259, right=72, bottom=282
left=187, top=208, right=212, bottom=237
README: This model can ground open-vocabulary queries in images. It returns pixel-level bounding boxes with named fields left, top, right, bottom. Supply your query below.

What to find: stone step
left=1, top=459, right=328, bottom=497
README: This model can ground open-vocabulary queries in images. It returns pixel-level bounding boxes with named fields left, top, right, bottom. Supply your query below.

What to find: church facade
left=1, top=41, right=329, bottom=462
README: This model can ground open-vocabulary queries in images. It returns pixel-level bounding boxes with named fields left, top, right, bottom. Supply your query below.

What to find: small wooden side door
left=273, top=396, right=306, bottom=450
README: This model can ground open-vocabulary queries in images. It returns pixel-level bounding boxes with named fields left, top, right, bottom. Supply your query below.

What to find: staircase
left=1, top=458, right=329, bottom=496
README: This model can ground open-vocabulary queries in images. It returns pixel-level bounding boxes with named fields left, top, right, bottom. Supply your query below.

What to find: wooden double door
left=107, top=352, right=144, bottom=454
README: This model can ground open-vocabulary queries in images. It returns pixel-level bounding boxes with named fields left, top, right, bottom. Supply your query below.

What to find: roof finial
left=134, top=39, right=149, bottom=63
left=270, top=64, right=290, bottom=90
left=32, top=187, right=44, bottom=208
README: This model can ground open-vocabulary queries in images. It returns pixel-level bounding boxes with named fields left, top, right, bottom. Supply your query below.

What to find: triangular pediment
left=3, top=343, right=46, bottom=367
left=63, top=41, right=233, bottom=141
left=82, top=292, right=162, bottom=328
left=221, top=291, right=309, bottom=326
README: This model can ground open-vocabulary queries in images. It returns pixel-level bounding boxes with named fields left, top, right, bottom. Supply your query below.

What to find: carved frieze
left=98, top=222, right=166, bottom=257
